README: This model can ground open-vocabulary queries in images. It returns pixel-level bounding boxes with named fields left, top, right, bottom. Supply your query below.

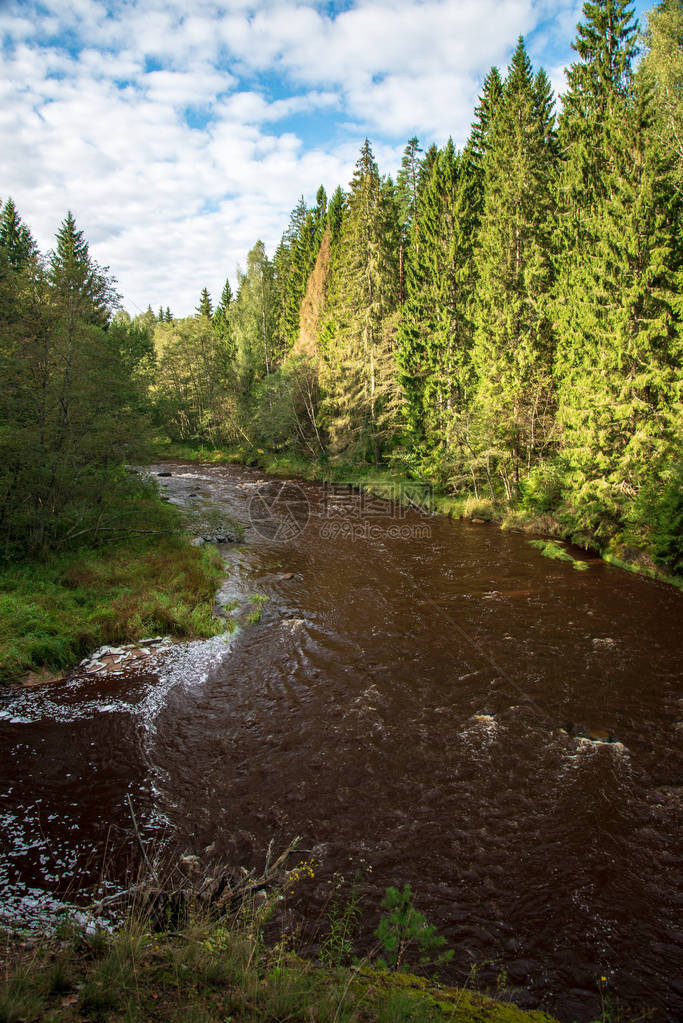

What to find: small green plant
left=374, top=884, right=453, bottom=975
left=321, top=874, right=364, bottom=968
left=249, top=593, right=270, bottom=605
left=529, top=539, right=573, bottom=562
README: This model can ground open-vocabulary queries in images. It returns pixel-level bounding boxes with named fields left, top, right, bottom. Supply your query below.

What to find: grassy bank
left=0, top=524, right=228, bottom=686
left=151, top=439, right=682, bottom=589
left=0, top=913, right=560, bottom=1023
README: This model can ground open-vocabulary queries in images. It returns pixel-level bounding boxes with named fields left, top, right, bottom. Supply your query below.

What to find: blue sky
left=0, top=0, right=651, bottom=316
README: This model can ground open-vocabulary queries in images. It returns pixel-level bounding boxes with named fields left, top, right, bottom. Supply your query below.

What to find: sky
left=0, top=0, right=652, bottom=317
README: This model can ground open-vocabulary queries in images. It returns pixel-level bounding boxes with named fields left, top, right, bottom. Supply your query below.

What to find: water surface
left=1, top=462, right=681, bottom=1022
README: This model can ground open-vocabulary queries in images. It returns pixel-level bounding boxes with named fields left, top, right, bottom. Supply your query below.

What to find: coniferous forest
left=2, top=0, right=682, bottom=578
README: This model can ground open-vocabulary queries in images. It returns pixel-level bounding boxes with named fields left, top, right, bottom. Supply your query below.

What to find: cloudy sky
left=0, top=0, right=650, bottom=317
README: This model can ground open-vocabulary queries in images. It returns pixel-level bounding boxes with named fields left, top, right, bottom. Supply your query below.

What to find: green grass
left=0, top=911, right=561, bottom=1023
left=603, top=552, right=683, bottom=590
left=0, top=533, right=228, bottom=684
left=528, top=539, right=590, bottom=572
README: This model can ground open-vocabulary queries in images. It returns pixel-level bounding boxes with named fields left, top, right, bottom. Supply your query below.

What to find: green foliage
left=470, top=37, right=557, bottom=499
left=321, top=140, right=401, bottom=468
left=0, top=513, right=227, bottom=684
left=0, top=902, right=560, bottom=1023
left=374, top=884, right=453, bottom=975
left=0, top=206, right=153, bottom=560
left=320, top=875, right=364, bottom=968
left=196, top=286, right=213, bottom=318
left=529, top=539, right=574, bottom=562
left=519, top=464, right=563, bottom=513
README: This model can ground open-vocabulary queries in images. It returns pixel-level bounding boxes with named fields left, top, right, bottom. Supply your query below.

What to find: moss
left=354, top=969, right=559, bottom=1022
left=528, top=539, right=574, bottom=563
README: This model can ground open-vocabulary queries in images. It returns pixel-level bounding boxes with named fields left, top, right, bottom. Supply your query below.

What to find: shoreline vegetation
left=0, top=916, right=561, bottom=1023
left=0, top=843, right=561, bottom=1023
left=0, top=506, right=229, bottom=687
left=152, top=438, right=683, bottom=591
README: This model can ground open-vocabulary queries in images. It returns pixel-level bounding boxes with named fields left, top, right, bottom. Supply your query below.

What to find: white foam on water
left=0, top=632, right=238, bottom=924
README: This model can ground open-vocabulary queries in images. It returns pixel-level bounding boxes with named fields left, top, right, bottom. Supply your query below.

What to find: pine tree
left=640, top=0, right=683, bottom=193
left=0, top=198, right=36, bottom=269
left=554, top=75, right=682, bottom=550
left=196, top=286, right=213, bottom=318
left=470, top=38, right=558, bottom=497
left=321, top=140, right=401, bottom=467
left=396, top=141, right=477, bottom=475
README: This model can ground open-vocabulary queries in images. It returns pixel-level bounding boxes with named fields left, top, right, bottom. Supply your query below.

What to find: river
left=1, top=462, right=681, bottom=1022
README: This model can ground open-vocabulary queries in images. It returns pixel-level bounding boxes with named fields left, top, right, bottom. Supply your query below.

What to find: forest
left=1, top=0, right=681, bottom=579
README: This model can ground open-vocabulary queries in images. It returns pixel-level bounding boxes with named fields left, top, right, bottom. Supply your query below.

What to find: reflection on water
left=1, top=462, right=681, bottom=1022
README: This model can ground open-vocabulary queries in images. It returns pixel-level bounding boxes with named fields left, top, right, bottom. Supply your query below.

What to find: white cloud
left=0, top=0, right=616, bottom=314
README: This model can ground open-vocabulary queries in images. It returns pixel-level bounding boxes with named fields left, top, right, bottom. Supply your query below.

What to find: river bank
left=151, top=440, right=683, bottom=590
left=0, top=913, right=561, bottom=1023
left=0, top=526, right=228, bottom=687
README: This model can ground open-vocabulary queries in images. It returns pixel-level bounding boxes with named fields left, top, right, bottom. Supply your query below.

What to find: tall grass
left=0, top=534, right=227, bottom=684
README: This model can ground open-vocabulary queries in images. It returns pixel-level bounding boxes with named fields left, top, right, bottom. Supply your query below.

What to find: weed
left=321, top=873, right=364, bottom=968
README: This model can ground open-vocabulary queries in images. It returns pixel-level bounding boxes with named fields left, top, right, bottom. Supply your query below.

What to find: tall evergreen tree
left=556, top=0, right=639, bottom=257
left=554, top=73, right=682, bottom=552
left=470, top=38, right=558, bottom=496
left=213, top=276, right=236, bottom=362
left=0, top=198, right=36, bottom=269
left=196, top=286, right=213, bottom=318
left=396, top=141, right=477, bottom=475
left=640, top=0, right=683, bottom=193
left=321, top=140, right=401, bottom=466
left=396, top=137, right=423, bottom=304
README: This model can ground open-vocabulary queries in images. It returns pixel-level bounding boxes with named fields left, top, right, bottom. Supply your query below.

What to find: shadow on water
left=1, top=461, right=681, bottom=1022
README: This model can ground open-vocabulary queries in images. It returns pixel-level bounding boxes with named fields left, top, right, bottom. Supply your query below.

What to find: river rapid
left=1, top=461, right=681, bottom=1022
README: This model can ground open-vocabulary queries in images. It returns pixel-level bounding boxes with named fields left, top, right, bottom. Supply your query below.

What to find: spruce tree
left=554, top=75, right=682, bottom=551
left=470, top=38, right=557, bottom=497
left=213, top=276, right=236, bottom=361
left=0, top=198, right=35, bottom=269
left=396, top=141, right=477, bottom=475
left=640, top=0, right=683, bottom=193
left=321, top=140, right=400, bottom=467
left=196, top=286, right=213, bottom=318
left=556, top=0, right=639, bottom=257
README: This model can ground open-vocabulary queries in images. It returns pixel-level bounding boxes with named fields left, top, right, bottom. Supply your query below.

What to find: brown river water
left=1, top=462, right=681, bottom=1022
